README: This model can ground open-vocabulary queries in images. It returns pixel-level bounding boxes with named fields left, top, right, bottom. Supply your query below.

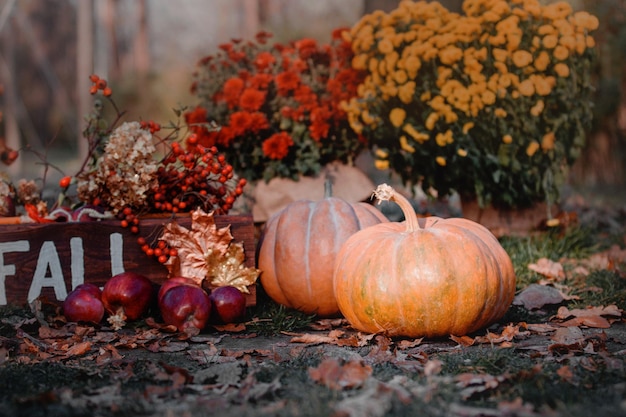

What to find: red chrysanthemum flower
left=275, top=71, right=300, bottom=95
left=249, top=73, right=273, bottom=90
left=294, top=38, right=318, bottom=60
left=309, top=107, right=332, bottom=141
left=239, top=88, right=266, bottom=112
left=221, top=77, right=245, bottom=108
left=262, top=132, right=293, bottom=160
left=254, top=51, right=276, bottom=71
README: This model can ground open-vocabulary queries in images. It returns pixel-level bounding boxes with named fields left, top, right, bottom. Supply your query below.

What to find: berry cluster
left=80, top=75, right=247, bottom=265
left=134, top=128, right=246, bottom=263
left=89, top=74, right=112, bottom=97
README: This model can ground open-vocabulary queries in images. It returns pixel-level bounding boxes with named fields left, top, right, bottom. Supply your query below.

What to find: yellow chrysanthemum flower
left=518, top=79, right=535, bottom=96
left=378, top=38, right=395, bottom=54
left=375, top=148, right=389, bottom=159
left=541, top=131, right=555, bottom=151
left=502, top=134, right=513, bottom=144
left=554, top=63, right=570, bottom=78
left=375, top=159, right=390, bottom=170
left=543, top=35, right=558, bottom=49
left=530, top=100, right=545, bottom=116
left=435, top=156, right=447, bottom=166
left=400, top=135, right=416, bottom=153
left=389, top=107, right=406, bottom=128
left=398, top=81, right=416, bottom=104
left=553, top=45, right=569, bottom=61
left=462, top=122, right=475, bottom=134
left=512, top=50, right=533, bottom=68
left=495, top=108, right=508, bottom=118
left=526, top=141, right=540, bottom=156
left=435, top=130, right=454, bottom=146
left=457, top=148, right=468, bottom=157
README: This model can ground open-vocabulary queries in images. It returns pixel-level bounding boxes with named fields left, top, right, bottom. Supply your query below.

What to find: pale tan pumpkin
left=258, top=185, right=388, bottom=316
left=333, top=184, right=516, bottom=337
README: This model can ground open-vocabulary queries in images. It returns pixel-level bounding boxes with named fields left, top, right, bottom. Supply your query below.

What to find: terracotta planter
left=249, top=162, right=376, bottom=223
left=460, top=198, right=558, bottom=237
left=0, top=215, right=256, bottom=307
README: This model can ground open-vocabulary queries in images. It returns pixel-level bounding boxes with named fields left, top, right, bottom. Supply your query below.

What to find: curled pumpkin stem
left=372, top=183, right=420, bottom=232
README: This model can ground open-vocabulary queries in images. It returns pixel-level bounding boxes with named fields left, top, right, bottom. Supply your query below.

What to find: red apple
left=102, top=272, right=153, bottom=329
left=158, top=276, right=199, bottom=302
left=159, top=284, right=211, bottom=336
left=209, top=286, right=246, bottom=324
left=63, top=284, right=104, bottom=323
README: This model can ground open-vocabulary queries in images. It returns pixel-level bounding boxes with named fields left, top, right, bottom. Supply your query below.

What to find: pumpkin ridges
left=333, top=184, right=516, bottom=337
left=258, top=214, right=293, bottom=308
left=259, top=196, right=388, bottom=317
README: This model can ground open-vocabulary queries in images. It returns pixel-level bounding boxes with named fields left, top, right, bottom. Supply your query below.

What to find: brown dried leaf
left=451, top=334, right=475, bottom=347
left=65, top=341, right=92, bottom=357
left=475, top=324, right=527, bottom=345
left=308, top=358, right=372, bottom=390
left=513, top=283, right=566, bottom=310
left=290, top=333, right=338, bottom=345
left=555, top=305, right=622, bottom=329
left=161, top=209, right=260, bottom=292
left=551, top=326, right=585, bottom=345
left=528, top=258, right=565, bottom=280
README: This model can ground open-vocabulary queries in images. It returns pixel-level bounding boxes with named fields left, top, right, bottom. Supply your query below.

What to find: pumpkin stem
left=372, top=184, right=420, bottom=231
left=324, top=175, right=334, bottom=198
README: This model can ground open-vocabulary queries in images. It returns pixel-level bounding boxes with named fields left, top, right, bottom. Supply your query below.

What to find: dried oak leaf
left=528, top=258, right=565, bottom=280
left=161, top=209, right=260, bottom=293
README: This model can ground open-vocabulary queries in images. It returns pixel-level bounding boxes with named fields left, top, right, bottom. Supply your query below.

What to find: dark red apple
left=209, top=286, right=246, bottom=324
left=63, top=284, right=104, bottom=323
left=158, top=276, right=199, bottom=302
left=159, top=284, right=211, bottom=336
left=102, top=272, right=153, bottom=329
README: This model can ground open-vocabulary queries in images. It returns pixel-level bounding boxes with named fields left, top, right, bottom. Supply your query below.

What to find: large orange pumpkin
left=257, top=185, right=388, bottom=316
left=333, top=184, right=516, bottom=337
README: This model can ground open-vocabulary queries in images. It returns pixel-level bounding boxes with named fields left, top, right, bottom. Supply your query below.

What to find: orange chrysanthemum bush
left=186, top=30, right=367, bottom=182
left=343, top=0, right=599, bottom=209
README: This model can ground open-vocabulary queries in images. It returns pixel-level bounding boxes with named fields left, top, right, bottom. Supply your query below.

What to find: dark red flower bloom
left=254, top=51, right=276, bottom=71
left=275, top=71, right=300, bottom=95
left=239, top=88, right=266, bottom=112
left=262, top=132, right=293, bottom=160
left=221, top=77, right=245, bottom=108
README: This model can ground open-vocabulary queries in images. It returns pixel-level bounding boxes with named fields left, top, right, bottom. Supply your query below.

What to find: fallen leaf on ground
left=551, top=326, right=585, bottom=345
left=455, top=372, right=510, bottom=400
left=513, top=283, right=566, bottom=310
left=308, top=358, right=372, bottom=390
left=528, top=258, right=565, bottom=280
left=554, top=305, right=622, bottom=328
left=450, top=334, right=475, bottom=347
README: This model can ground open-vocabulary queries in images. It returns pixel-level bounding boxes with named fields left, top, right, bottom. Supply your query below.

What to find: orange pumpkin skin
left=258, top=197, right=388, bottom=316
left=333, top=186, right=516, bottom=338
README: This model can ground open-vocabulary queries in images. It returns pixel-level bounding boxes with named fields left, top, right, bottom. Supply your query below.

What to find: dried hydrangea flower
left=16, top=179, right=41, bottom=205
left=77, top=121, right=158, bottom=214
left=0, top=179, right=15, bottom=216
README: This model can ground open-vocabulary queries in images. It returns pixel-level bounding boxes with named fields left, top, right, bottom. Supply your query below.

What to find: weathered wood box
left=0, top=215, right=257, bottom=307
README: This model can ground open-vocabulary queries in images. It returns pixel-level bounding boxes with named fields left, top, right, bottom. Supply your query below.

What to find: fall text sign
left=0, top=215, right=256, bottom=306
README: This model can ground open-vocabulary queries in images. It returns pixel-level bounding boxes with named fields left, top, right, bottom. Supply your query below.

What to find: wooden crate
left=0, top=215, right=257, bottom=307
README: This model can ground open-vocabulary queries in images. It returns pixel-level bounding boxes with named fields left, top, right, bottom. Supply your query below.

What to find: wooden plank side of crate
left=0, top=215, right=256, bottom=307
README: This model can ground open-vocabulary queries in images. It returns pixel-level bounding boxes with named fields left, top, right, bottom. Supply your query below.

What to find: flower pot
left=460, top=197, right=558, bottom=237
left=0, top=214, right=256, bottom=307
left=249, top=162, right=376, bottom=223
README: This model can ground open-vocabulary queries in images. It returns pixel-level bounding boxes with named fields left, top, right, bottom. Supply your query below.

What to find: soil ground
left=0, top=186, right=625, bottom=417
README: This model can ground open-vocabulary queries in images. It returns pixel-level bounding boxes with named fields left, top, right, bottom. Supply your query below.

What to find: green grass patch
left=500, top=226, right=600, bottom=289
